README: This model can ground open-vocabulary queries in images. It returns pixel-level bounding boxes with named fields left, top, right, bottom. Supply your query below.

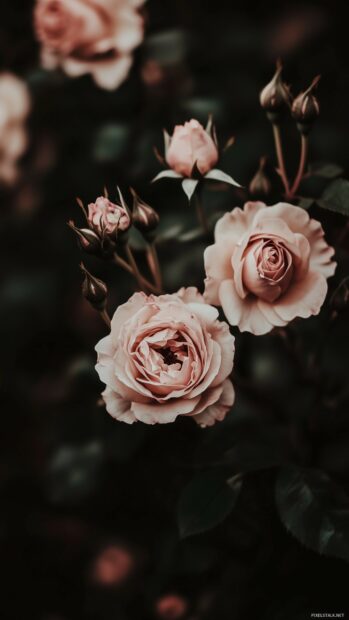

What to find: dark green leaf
left=309, top=162, right=343, bottom=179
left=177, top=471, right=242, bottom=538
left=318, top=178, right=349, bottom=216
left=275, top=466, right=349, bottom=562
left=298, top=197, right=314, bottom=210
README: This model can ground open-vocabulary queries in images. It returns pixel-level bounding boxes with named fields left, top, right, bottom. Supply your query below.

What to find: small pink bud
left=68, top=221, right=101, bottom=254
left=249, top=157, right=271, bottom=197
left=166, top=119, right=218, bottom=177
left=80, top=263, right=108, bottom=311
left=292, top=75, right=320, bottom=133
left=155, top=594, right=188, bottom=620
left=88, top=196, right=131, bottom=239
left=131, top=189, right=160, bottom=240
left=260, top=61, right=292, bottom=122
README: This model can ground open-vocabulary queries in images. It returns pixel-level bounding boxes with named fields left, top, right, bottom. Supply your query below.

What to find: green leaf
left=297, top=197, right=314, bottom=210
left=177, top=471, right=242, bottom=538
left=309, top=162, right=344, bottom=179
left=318, top=178, right=349, bottom=216
left=275, top=466, right=349, bottom=562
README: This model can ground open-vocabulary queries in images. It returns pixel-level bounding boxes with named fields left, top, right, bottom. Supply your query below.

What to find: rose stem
left=272, top=123, right=291, bottom=198
left=113, top=252, right=160, bottom=294
left=290, top=134, right=309, bottom=198
left=146, top=243, right=163, bottom=292
left=125, top=244, right=161, bottom=294
left=99, top=308, right=111, bottom=328
left=194, top=193, right=209, bottom=235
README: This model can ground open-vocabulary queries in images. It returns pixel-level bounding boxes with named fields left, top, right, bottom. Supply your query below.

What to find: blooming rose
left=166, top=119, right=219, bottom=177
left=0, top=73, right=30, bottom=185
left=34, top=0, right=145, bottom=90
left=204, top=202, right=336, bottom=335
left=88, top=196, right=131, bottom=236
left=95, top=288, right=235, bottom=427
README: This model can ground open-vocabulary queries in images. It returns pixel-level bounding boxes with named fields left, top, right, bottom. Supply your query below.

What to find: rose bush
left=88, top=196, right=131, bottom=236
left=95, top=287, right=235, bottom=426
left=0, top=73, right=30, bottom=184
left=34, top=0, right=145, bottom=90
left=166, top=119, right=218, bottom=177
left=204, top=201, right=336, bottom=335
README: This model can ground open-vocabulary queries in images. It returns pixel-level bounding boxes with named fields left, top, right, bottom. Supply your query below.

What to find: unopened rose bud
left=155, top=594, right=188, bottom=620
left=68, top=221, right=101, bottom=254
left=88, top=195, right=131, bottom=241
left=166, top=119, right=218, bottom=177
left=131, top=189, right=160, bottom=241
left=80, top=263, right=108, bottom=312
left=249, top=157, right=271, bottom=197
left=292, top=75, right=320, bottom=134
left=260, top=61, right=292, bottom=123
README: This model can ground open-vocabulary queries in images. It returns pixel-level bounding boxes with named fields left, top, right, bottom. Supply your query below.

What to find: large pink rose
left=95, top=288, right=235, bottom=427
left=88, top=196, right=131, bottom=236
left=166, top=119, right=219, bottom=177
left=204, top=202, right=336, bottom=335
left=0, top=73, right=30, bottom=185
left=34, top=0, right=145, bottom=90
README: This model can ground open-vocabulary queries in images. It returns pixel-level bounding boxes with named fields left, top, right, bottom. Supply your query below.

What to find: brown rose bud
left=131, top=189, right=160, bottom=241
left=260, top=61, right=292, bottom=123
left=68, top=221, right=101, bottom=254
left=80, top=263, right=108, bottom=311
left=249, top=157, right=271, bottom=197
left=292, top=75, right=320, bottom=134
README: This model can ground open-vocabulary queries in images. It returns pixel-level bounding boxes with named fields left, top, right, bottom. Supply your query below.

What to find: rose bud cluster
left=95, top=288, right=235, bottom=427
left=153, top=117, right=241, bottom=201
left=259, top=61, right=292, bottom=123
left=292, top=75, right=320, bottom=134
left=204, top=202, right=336, bottom=335
left=0, top=73, right=31, bottom=185
left=34, top=0, right=145, bottom=91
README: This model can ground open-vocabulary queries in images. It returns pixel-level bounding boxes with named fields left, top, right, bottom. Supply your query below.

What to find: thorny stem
left=290, top=134, right=308, bottom=197
left=147, top=243, right=163, bottom=292
left=99, top=308, right=111, bottom=328
left=194, top=192, right=209, bottom=235
left=272, top=123, right=291, bottom=199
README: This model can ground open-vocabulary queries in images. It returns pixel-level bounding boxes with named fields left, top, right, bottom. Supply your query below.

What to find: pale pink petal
left=219, top=279, right=274, bottom=335
left=176, top=286, right=205, bottom=304
left=91, top=55, right=133, bottom=90
left=273, top=270, right=328, bottom=322
left=131, top=395, right=201, bottom=424
left=194, top=380, right=235, bottom=427
left=214, top=202, right=266, bottom=245
left=102, top=387, right=136, bottom=424
left=210, top=321, right=235, bottom=387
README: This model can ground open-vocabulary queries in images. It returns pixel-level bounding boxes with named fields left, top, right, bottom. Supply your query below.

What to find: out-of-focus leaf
left=298, top=197, right=314, bottom=210
left=275, top=466, right=349, bottom=562
left=317, top=178, right=349, bottom=216
left=144, top=30, right=188, bottom=65
left=309, top=162, right=344, bottom=179
left=205, top=168, right=242, bottom=187
left=93, top=124, right=130, bottom=162
left=178, top=227, right=204, bottom=242
left=177, top=471, right=242, bottom=538
left=182, top=179, right=199, bottom=201
left=47, top=441, right=104, bottom=504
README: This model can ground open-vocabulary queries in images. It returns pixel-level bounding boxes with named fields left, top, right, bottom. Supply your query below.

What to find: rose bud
left=292, top=75, right=320, bottom=134
left=88, top=196, right=131, bottom=241
left=68, top=221, right=101, bottom=255
left=260, top=61, right=292, bottom=123
left=131, top=189, right=160, bottom=241
left=249, top=157, right=271, bottom=197
left=80, top=263, right=108, bottom=312
left=166, top=119, right=218, bottom=177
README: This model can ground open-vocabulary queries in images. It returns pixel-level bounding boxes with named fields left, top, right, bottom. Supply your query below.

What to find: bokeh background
left=1, top=1, right=349, bottom=619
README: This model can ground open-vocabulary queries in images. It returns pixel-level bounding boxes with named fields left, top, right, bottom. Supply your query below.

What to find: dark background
left=1, top=1, right=349, bottom=619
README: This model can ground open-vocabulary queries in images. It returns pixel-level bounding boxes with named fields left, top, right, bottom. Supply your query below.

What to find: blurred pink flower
left=166, top=119, right=218, bottom=177
left=155, top=594, right=188, bottom=620
left=95, top=287, right=235, bottom=427
left=204, top=202, right=336, bottom=335
left=0, top=73, right=30, bottom=185
left=92, top=544, right=134, bottom=586
left=34, top=0, right=145, bottom=90
left=88, top=196, right=131, bottom=236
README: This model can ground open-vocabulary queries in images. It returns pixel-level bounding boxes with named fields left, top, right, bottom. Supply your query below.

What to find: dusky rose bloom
left=88, top=196, right=131, bottom=236
left=92, top=545, right=134, bottom=586
left=95, top=288, right=235, bottom=427
left=166, top=119, right=218, bottom=177
left=155, top=594, right=188, bottom=620
left=204, top=202, right=336, bottom=335
left=0, top=73, right=30, bottom=185
left=34, top=0, right=145, bottom=90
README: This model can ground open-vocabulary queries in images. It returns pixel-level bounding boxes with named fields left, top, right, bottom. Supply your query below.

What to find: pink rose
left=155, top=594, right=188, bottom=620
left=166, top=119, right=219, bottom=177
left=204, top=202, right=336, bottom=335
left=92, top=545, right=134, bottom=586
left=95, top=288, right=235, bottom=427
left=88, top=196, right=131, bottom=236
left=34, top=0, right=145, bottom=90
left=0, top=73, right=30, bottom=185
